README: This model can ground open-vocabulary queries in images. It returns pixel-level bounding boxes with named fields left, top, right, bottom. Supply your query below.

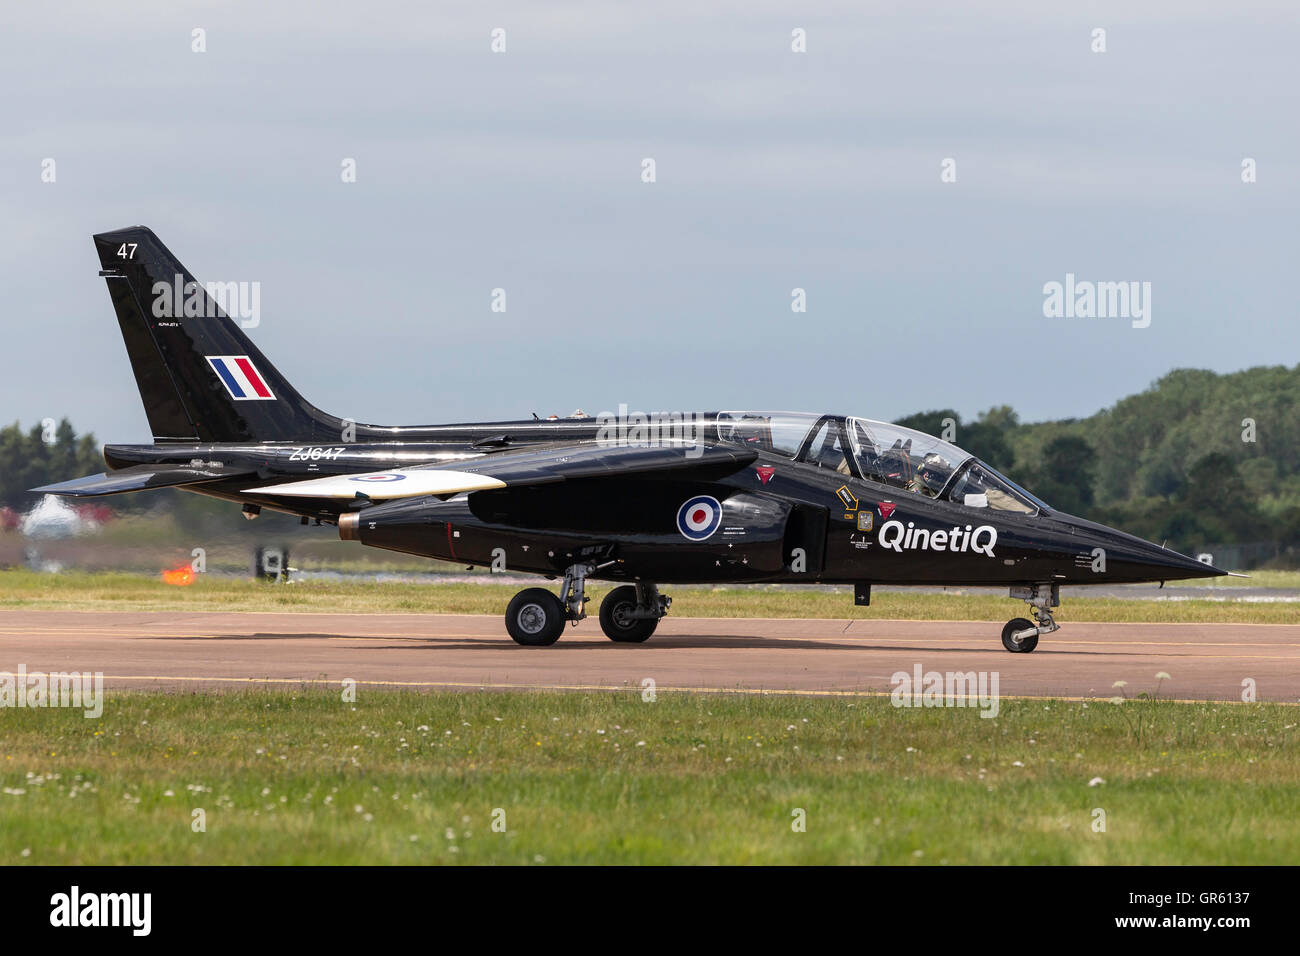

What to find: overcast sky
left=2, top=1, right=1296, bottom=444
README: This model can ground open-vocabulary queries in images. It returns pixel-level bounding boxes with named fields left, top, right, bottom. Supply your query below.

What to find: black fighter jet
left=35, top=227, right=1227, bottom=651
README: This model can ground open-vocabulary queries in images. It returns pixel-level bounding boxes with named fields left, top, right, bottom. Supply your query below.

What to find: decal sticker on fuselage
left=878, top=519, right=998, bottom=557
left=289, top=447, right=346, bottom=462
left=677, top=495, right=723, bottom=541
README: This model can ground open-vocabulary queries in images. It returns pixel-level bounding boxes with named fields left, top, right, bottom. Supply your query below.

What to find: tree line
left=0, top=419, right=103, bottom=507
left=898, top=365, right=1300, bottom=566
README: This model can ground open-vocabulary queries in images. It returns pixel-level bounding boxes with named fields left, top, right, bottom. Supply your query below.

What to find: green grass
left=1, top=689, right=1296, bottom=864
left=1211, top=569, right=1300, bottom=589
left=1, top=569, right=1297, bottom=624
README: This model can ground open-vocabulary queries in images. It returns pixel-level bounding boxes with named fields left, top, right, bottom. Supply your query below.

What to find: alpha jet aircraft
left=36, top=227, right=1227, bottom=650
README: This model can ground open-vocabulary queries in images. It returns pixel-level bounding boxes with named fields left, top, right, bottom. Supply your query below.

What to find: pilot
left=908, top=453, right=949, bottom=498
left=879, top=439, right=913, bottom=488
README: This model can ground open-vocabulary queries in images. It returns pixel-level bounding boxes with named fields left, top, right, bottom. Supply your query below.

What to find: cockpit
left=716, top=411, right=1045, bottom=514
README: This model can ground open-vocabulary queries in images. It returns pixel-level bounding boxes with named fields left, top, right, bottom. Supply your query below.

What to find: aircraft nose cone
left=1060, top=514, right=1229, bottom=582
left=1097, top=530, right=1227, bottom=582
left=1126, top=539, right=1226, bottom=581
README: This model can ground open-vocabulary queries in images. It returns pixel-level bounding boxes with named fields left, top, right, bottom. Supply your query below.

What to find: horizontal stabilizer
left=31, top=463, right=252, bottom=497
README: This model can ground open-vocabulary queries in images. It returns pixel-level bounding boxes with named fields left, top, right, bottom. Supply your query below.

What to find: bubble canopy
left=715, top=411, right=1046, bottom=514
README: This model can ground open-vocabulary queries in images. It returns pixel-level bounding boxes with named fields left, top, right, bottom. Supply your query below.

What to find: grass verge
left=1, top=689, right=1296, bottom=864
left=0, top=569, right=1296, bottom=623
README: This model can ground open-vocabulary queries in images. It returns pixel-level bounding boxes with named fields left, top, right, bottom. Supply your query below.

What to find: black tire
left=505, top=588, right=566, bottom=646
left=1001, top=617, right=1039, bottom=653
left=599, top=586, right=658, bottom=643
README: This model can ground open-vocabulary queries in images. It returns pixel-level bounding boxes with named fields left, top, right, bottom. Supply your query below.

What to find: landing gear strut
left=1002, top=583, right=1059, bottom=653
left=558, top=562, right=599, bottom=623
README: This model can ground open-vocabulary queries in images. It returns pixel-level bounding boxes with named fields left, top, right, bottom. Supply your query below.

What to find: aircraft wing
left=245, top=441, right=758, bottom=500
left=30, top=463, right=254, bottom=497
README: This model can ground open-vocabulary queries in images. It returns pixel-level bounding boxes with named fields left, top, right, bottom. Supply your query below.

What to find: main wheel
left=1001, top=617, right=1039, bottom=653
left=599, top=586, right=658, bottom=643
left=505, top=588, right=566, bottom=646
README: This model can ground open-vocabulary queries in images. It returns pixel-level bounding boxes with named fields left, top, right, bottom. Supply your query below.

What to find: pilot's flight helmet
left=916, top=453, right=949, bottom=494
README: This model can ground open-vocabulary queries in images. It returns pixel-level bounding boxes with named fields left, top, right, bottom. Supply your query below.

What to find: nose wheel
left=1002, top=583, right=1060, bottom=653
left=1001, top=617, right=1039, bottom=653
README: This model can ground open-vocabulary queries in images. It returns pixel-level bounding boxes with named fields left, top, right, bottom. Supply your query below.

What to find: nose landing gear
left=1001, top=583, right=1060, bottom=653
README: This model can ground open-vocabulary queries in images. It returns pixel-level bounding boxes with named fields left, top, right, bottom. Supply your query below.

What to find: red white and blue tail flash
left=206, top=355, right=276, bottom=401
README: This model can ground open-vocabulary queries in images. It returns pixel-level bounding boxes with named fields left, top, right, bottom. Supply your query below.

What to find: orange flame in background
left=161, top=563, right=195, bottom=586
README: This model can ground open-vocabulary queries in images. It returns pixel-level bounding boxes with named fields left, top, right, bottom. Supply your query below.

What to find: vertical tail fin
left=93, top=226, right=343, bottom=443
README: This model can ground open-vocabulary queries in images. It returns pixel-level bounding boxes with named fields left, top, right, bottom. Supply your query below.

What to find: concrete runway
left=2, top=610, right=1299, bottom=702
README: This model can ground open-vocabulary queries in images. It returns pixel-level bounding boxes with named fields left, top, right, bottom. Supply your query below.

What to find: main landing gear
left=1001, top=583, right=1060, bottom=653
left=503, top=563, right=671, bottom=646
left=599, top=583, right=671, bottom=643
